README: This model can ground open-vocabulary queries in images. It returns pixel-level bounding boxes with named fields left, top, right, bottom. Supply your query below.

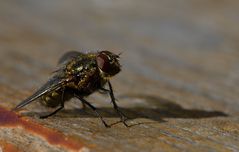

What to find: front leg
left=98, top=87, right=110, bottom=94
left=107, top=81, right=129, bottom=127
left=74, top=94, right=110, bottom=128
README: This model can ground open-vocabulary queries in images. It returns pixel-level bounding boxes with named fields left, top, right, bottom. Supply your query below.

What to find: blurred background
left=0, top=1, right=239, bottom=151
left=1, top=0, right=239, bottom=113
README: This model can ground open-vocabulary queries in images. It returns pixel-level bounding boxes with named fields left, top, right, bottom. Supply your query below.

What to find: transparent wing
left=58, top=51, right=84, bottom=64
left=13, top=75, right=67, bottom=111
left=14, top=51, right=83, bottom=111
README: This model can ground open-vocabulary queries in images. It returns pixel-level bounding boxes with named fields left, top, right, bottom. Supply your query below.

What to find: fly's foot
left=120, top=115, right=130, bottom=127
left=39, top=115, right=49, bottom=119
left=117, top=110, right=130, bottom=127
left=102, top=121, right=111, bottom=128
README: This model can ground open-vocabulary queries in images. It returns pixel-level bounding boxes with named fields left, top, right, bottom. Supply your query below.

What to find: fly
left=13, top=50, right=129, bottom=127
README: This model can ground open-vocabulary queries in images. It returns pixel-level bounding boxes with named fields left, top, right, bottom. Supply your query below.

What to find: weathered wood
left=0, top=1, right=238, bottom=151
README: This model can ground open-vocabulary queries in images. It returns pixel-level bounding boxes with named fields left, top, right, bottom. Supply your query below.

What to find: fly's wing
left=58, top=51, right=84, bottom=65
left=13, top=75, right=68, bottom=111
left=14, top=51, right=83, bottom=111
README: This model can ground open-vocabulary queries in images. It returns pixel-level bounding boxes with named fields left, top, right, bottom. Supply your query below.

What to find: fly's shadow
left=23, top=94, right=228, bottom=125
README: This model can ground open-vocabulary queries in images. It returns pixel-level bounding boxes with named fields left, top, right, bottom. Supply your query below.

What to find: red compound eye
left=96, top=53, right=110, bottom=73
left=96, top=51, right=121, bottom=76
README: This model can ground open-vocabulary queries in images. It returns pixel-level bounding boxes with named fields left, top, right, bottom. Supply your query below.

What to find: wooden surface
left=0, top=1, right=239, bottom=152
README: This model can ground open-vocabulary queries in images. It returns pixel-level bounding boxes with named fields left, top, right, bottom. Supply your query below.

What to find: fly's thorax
left=66, top=64, right=100, bottom=90
left=65, top=54, right=97, bottom=76
left=65, top=67, right=106, bottom=96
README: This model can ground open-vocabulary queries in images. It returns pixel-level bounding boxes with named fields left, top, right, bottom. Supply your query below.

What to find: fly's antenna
left=117, top=51, right=124, bottom=58
left=118, top=52, right=123, bottom=56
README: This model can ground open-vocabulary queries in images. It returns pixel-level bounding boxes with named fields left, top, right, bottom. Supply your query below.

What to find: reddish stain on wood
left=0, top=140, right=20, bottom=152
left=0, top=106, right=86, bottom=152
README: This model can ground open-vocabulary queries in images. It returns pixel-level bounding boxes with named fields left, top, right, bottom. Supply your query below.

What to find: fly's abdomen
left=41, top=91, right=63, bottom=108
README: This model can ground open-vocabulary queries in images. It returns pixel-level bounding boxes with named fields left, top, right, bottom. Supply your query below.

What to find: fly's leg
left=107, top=81, right=129, bottom=127
left=100, top=88, right=110, bottom=92
left=74, top=94, right=110, bottom=128
left=40, top=89, right=65, bottom=119
left=98, top=87, right=110, bottom=94
left=40, top=103, right=64, bottom=119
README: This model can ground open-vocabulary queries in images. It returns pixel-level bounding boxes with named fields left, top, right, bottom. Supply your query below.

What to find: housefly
left=13, top=51, right=128, bottom=127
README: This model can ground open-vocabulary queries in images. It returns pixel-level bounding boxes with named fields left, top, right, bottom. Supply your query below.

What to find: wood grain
left=0, top=1, right=238, bottom=151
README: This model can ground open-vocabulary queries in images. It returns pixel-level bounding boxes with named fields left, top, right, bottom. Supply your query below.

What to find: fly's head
left=96, top=51, right=121, bottom=78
